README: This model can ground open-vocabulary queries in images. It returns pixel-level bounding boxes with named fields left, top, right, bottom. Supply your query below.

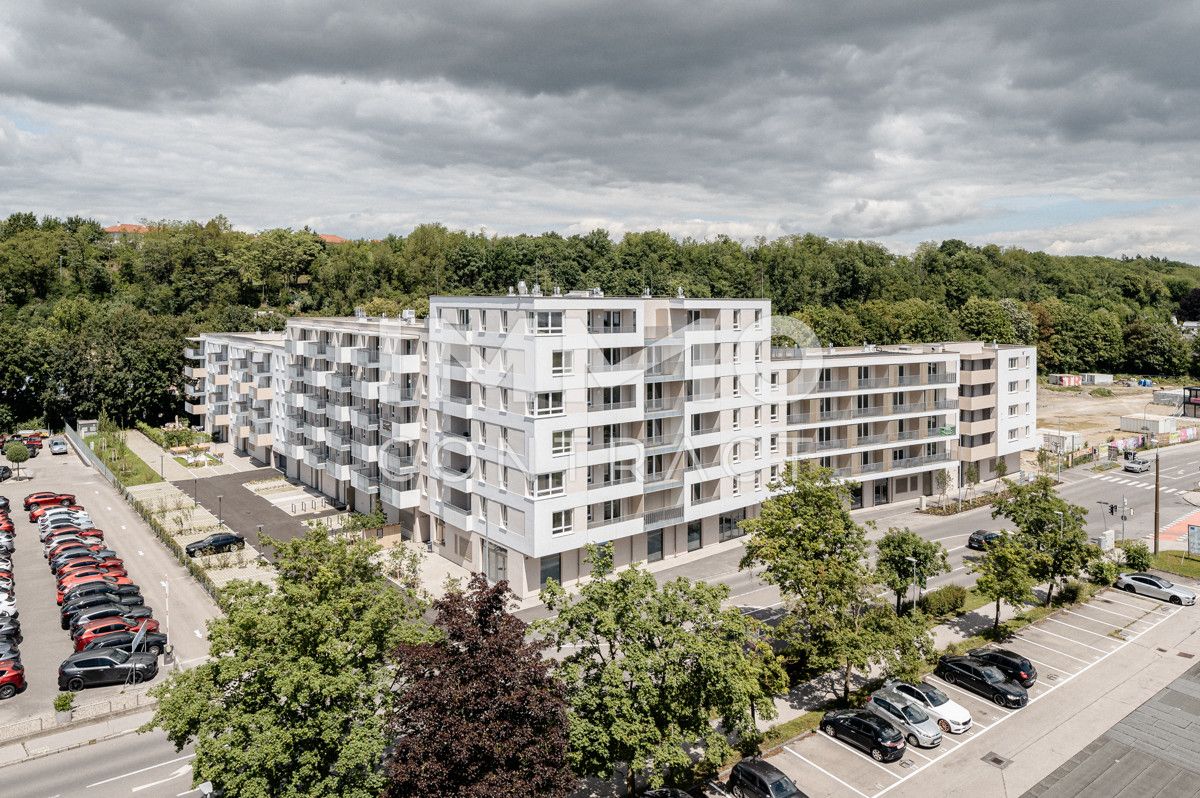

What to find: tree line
left=3, top=211, right=1200, bottom=429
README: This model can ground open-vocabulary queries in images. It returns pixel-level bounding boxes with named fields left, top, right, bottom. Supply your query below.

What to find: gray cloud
left=1, top=1, right=1199, bottom=260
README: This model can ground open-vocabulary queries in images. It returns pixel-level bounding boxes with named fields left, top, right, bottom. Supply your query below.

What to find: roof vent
left=676, top=286, right=685, bottom=299
left=642, top=286, right=651, bottom=298
left=507, top=286, right=515, bottom=296
left=552, top=286, right=562, bottom=297
left=353, top=307, right=365, bottom=318
left=402, top=309, right=416, bottom=323
left=532, top=283, right=543, bottom=296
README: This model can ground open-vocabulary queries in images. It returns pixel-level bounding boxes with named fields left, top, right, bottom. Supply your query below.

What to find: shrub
left=1089, top=559, right=1119, bottom=586
left=1056, top=579, right=1087, bottom=605
left=918, top=584, right=968, bottom=616
left=1123, top=541, right=1152, bottom=571
left=54, top=691, right=76, bottom=712
left=1090, top=387, right=1114, bottom=398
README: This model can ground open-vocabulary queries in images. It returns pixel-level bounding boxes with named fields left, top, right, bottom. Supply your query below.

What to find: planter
left=55, top=709, right=72, bottom=724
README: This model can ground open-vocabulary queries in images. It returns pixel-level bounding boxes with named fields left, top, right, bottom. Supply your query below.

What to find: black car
left=0, top=619, right=20, bottom=644
left=0, top=639, right=19, bottom=661
left=61, top=582, right=141, bottom=606
left=185, top=532, right=246, bottom=558
left=727, top=758, right=808, bottom=798
left=967, top=530, right=1004, bottom=550
left=0, top=496, right=8, bottom=511
left=936, top=655, right=1028, bottom=708
left=820, top=708, right=906, bottom=762
left=62, top=592, right=144, bottom=624
left=58, top=649, right=158, bottom=690
left=967, top=648, right=1037, bottom=688
left=68, top=604, right=153, bottom=634
left=80, top=630, right=168, bottom=657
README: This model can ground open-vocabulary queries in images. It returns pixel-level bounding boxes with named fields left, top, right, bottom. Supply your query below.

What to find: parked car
left=74, top=617, right=159, bottom=652
left=0, top=640, right=19, bottom=662
left=967, top=648, right=1037, bottom=687
left=883, top=679, right=972, bottom=734
left=1123, top=459, right=1151, bottom=474
left=56, top=574, right=135, bottom=604
left=0, top=618, right=20, bottom=643
left=48, top=439, right=68, bottom=455
left=866, top=686, right=943, bottom=748
left=820, top=708, right=906, bottom=762
left=68, top=604, right=153, bottom=635
left=185, top=532, right=246, bottom=558
left=0, top=497, right=8, bottom=512
left=0, top=659, right=25, bottom=699
left=58, top=649, right=158, bottom=690
left=967, top=529, right=1005, bottom=550
left=23, top=492, right=75, bottom=512
left=21, top=436, right=42, bottom=449
left=23, top=444, right=38, bottom=458
left=31, top=503, right=86, bottom=521
left=81, top=630, right=168, bottom=657
left=0, top=467, right=9, bottom=483
left=1116, top=572, right=1196, bottom=605
left=727, top=758, right=808, bottom=798
left=935, top=655, right=1028, bottom=708
left=61, top=582, right=141, bottom=606
left=0, top=595, right=16, bottom=618
left=62, top=592, right=145, bottom=626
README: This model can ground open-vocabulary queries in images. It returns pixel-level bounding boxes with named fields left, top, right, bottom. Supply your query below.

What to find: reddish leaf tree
left=383, top=575, right=575, bottom=798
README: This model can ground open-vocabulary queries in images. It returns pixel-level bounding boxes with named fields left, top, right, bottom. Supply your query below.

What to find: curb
left=0, top=702, right=155, bottom=760
left=0, top=722, right=144, bottom=770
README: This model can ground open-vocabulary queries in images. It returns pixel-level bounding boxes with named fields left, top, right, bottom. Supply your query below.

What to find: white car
left=883, top=679, right=973, bottom=734
left=38, top=509, right=91, bottom=526
left=1116, top=572, right=1196, bottom=606
left=1123, top=459, right=1151, bottom=474
left=0, top=596, right=17, bottom=618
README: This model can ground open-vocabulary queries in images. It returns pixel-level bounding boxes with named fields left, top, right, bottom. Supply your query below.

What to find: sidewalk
left=0, top=709, right=154, bottom=768
left=123, top=429, right=195, bottom=481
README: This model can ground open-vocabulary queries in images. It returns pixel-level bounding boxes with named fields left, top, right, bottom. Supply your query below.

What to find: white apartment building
left=184, top=293, right=1039, bottom=599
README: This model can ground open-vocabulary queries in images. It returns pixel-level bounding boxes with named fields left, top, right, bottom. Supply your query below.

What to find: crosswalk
left=1090, top=473, right=1186, bottom=493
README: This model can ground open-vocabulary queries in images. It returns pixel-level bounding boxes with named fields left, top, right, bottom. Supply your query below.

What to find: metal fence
left=0, top=687, right=156, bottom=744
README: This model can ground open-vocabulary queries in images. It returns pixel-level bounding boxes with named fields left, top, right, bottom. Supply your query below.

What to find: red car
left=24, top=492, right=76, bottom=514
left=0, top=519, right=11, bottom=534
left=47, top=542, right=104, bottom=561
left=74, top=617, right=160, bottom=651
left=31, top=504, right=86, bottom=522
left=56, top=574, right=134, bottom=604
left=0, top=659, right=24, bottom=699
left=56, top=561, right=126, bottom=581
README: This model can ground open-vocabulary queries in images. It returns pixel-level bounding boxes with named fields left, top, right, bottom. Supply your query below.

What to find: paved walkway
left=123, top=429, right=194, bottom=481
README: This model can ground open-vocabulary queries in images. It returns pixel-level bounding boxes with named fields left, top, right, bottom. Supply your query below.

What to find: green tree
left=1122, top=540, right=1152, bottom=571
left=992, top=475, right=1092, bottom=605
left=970, top=535, right=1036, bottom=630
left=964, top=463, right=980, bottom=498
left=3, top=440, right=28, bottom=478
left=540, top=545, right=785, bottom=793
left=145, top=526, right=430, bottom=798
left=875, top=528, right=950, bottom=614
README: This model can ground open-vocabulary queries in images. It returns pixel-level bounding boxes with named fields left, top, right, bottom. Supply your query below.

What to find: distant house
left=318, top=233, right=348, bottom=244
left=103, top=223, right=150, bottom=239
left=1080, top=373, right=1113, bottom=385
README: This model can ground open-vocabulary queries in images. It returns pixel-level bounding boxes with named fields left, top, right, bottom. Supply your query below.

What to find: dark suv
left=936, top=655, right=1028, bottom=707
left=727, top=759, right=807, bottom=798
left=185, top=532, right=246, bottom=558
left=967, top=648, right=1037, bottom=687
left=967, top=530, right=1003, bottom=550
left=820, top=709, right=906, bottom=762
left=58, top=649, right=157, bottom=690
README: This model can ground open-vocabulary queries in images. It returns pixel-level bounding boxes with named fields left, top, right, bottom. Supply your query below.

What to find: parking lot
left=0, top=444, right=220, bottom=729
left=760, top=587, right=1192, bottom=798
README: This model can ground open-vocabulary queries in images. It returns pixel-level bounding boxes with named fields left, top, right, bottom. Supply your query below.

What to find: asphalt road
left=2, top=728, right=196, bottom=798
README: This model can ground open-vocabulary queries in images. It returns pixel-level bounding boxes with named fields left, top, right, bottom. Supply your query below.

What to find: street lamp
left=904, top=555, right=920, bottom=606
left=159, top=579, right=171, bottom=665
left=217, top=494, right=224, bottom=526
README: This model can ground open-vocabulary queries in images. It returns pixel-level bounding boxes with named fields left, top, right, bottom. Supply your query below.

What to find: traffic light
left=1109, top=504, right=1117, bottom=516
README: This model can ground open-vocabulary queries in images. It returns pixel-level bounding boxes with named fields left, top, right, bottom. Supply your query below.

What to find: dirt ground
left=1036, top=379, right=1190, bottom=451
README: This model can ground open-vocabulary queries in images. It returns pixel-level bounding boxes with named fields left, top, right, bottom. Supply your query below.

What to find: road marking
left=1043, top=616, right=1121, bottom=640
left=85, top=754, right=195, bottom=788
left=133, top=764, right=192, bottom=792
left=926, top=676, right=1013, bottom=715
left=784, top=746, right=871, bottom=798
left=1024, top=624, right=1111, bottom=653
left=905, top=746, right=934, bottom=762
left=193, top=628, right=202, bottom=638
left=137, top=550, right=144, bottom=557
left=872, top=605, right=1183, bottom=797
left=1097, top=592, right=1167, bottom=612
left=1019, top=654, right=1075, bottom=676
left=811, top=727, right=904, bottom=777
left=1063, top=606, right=1147, bottom=625
left=1008, top=636, right=1090, bottom=663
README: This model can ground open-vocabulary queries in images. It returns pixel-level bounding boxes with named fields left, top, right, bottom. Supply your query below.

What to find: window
left=454, top=534, right=471, bottom=558
left=478, top=496, right=488, bottom=519
left=732, top=409, right=741, bottom=430
left=500, top=310, right=509, bottom=331
left=754, top=439, right=761, bottom=459
left=732, top=379, right=741, bottom=398
left=532, top=391, right=564, bottom=416
left=754, top=309, right=762, bottom=326
left=754, top=343, right=763, bottom=363
left=540, top=554, right=562, bottom=587
left=731, top=476, right=740, bottom=496
left=691, top=483, right=703, bottom=502
left=551, top=351, right=571, bottom=376
left=754, top=471, right=762, bottom=491
left=551, top=510, right=573, bottom=535
left=531, top=311, right=563, bottom=334
left=770, top=434, right=779, bottom=454
left=500, top=505, right=508, bottom=527
left=1008, top=381, right=1018, bottom=391
left=733, top=343, right=742, bottom=363
left=770, top=404, right=779, bottom=422
left=858, top=366, right=869, bottom=381
left=1008, top=356, right=1019, bottom=369
left=719, top=512, right=745, bottom=541
left=535, top=472, right=565, bottom=497
left=687, top=521, right=702, bottom=551
left=754, top=407, right=762, bottom=427
left=1008, top=428, right=1018, bottom=441
left=500, top=388, right=510, bottom=411
left=457, top=308, right=470, bottom=326
left=647, top=529, right=663, bottom=562
left=687, top=309, right=701, bottom=326
left=552, top=430, right=573, bottom=455
left=770, top=371, right=779, bottom=389
left=1008, top=404, right=1018, bottom=416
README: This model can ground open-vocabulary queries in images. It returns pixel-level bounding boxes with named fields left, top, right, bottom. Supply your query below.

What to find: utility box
left=1090, top=529, right=1115, bottom=552
left=1120, top=415, right=1177, bottom=435
left=1038, top=428, right=1084, bottom=453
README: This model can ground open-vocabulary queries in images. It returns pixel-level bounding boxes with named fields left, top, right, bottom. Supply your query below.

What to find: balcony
left=380, top=479, right=419, bottom=509
left=294, top=340, right=326, bottom=357
left=184, top=400, right=207, bottom=415
left=691, top=493, right=720, bottom=506
left=353, top=348, right=381, bottom=368
left=184, top=346, right=204, bottom=361
left=892, top=402, right=928, bottom=415
left=382, top=452, right=417, bottom=473
left=588, top=323, right=636, bottom=334
left=934, top=399, right=957, bottom=410
left=589, top=356, right=641, bottom=373
left=644, top=397, right=683, bottom=415
left=644, top=505, right=684, bottom=527
left=891, top=451, right=951, bottom=470
left=589, top=399, right=636, bottom=413
left=326, top=431, right=352, bottom=452
left=351, top=439, right=379, bottom=462
left=303, top=447, right=327, bottom=470
left=443, top=428, right=472, bottom=441
left=328, top=374, right=353, bottom=391
left=928, top=373, right=957, bottom=385
left=250, top=431, right=273, bottom=448
left=646, top=360, right=684, bottom=379
left=350, top=408, right=380, bottom=429
left=644, top=433, right=683, bottom=452
left=351, top=465, right=380, bottom=494
left=857, top=376, right=892, bottom=389
left=303, top=394, right=327, bottom=414
left=897, top=375, right=924, bottom=387
left=815, top=379, right=850, bottom=393
left=351, top=378, right=379, bottom=401
left=853, top=405, right=887, bottom=419
left=184, top=365, right=207, bottom=380
left=590, top=511, right=640, bottom=529
left=252, top=383, right=273, bottom=401
left=644, top=471, right=684, bottom=490
left=690, top=356, right=720, bottom=367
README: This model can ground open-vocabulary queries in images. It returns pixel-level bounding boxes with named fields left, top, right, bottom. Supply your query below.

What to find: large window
left=540, top=554, right=562, bottom=588
left=687, top=522, right=702, bottom=551
left=551, top=509, right=573, bottom=535
left=534, top=472, right=565, bottom=497
left=532, top=391, right=564, bottom=416
left=552, top=430, right=573, bottom=455
left=531, top=311, right=563, bottom=334
left=718, top=511, right=746, bottom=542
left=647, top=530, right=663, bottom=562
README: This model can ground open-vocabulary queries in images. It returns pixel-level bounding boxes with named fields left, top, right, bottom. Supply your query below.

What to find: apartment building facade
left=184, top=294, right=1037, bottom=598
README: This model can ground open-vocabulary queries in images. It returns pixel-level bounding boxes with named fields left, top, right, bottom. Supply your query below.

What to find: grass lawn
left=1150, top=552, right=1200, bottom=581
left=85, top=434, right=162, bottom=486
left=961, top=587, right=993, bottom=614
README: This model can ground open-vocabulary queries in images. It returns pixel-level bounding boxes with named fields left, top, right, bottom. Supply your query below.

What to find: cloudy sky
left=2, top=1, right=1199, bottom=260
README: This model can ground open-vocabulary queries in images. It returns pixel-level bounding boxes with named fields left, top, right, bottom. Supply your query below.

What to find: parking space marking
left=926, top=676, right=1014, bottom=715
left=1025, top=625, right=1111, bottom=653
left=905, top=747, right=934, bottom=762
left=1098, top=592, right=1169, bottom=612
left=1043, top=616, right=1121, bottom=640
left=1007, top=635, right=1089, bottom=663
left=1072, top=603, right=1145, bottom=623
left=811, top=728, right=905, bottom=777
left=872, top=605, right=1183, bottom=798
left=784, top=746, right=872, bottom=798
left=1019, top=654, right=1075, bottom=676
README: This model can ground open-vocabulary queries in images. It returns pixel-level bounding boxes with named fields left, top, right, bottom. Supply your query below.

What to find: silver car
left=867, top=685, right=943, bottom=747
left=1123, top=459, right=1151, bottom=473
left=1116, top=572, right=1196, bottom=605
left=884, top=678, right=973, bottom=733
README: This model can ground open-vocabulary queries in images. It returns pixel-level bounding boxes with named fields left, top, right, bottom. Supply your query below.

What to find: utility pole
left=1154, top=443, right=1161, bottom=554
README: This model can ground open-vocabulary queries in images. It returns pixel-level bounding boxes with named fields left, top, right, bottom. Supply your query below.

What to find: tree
left=145, top=526, right=430, bottom=798
left=992, top=475, right=1092, bottom=605
left=934, top=468, right=950, bottom=506
left=1122, top=540, right=1152, bottom=571
left=970, top=535, right=1036, bottom=630
left=3, top=441, right=28, bottom=479
left=384, top=575, right=574, bottom=798
left=993, top=457, right=1008, bottom=484
left=875, top=527, right=950, bottom=614
left=540, top=545, right=785, bottom=793
left=964, top=463, right=980, bottom=498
